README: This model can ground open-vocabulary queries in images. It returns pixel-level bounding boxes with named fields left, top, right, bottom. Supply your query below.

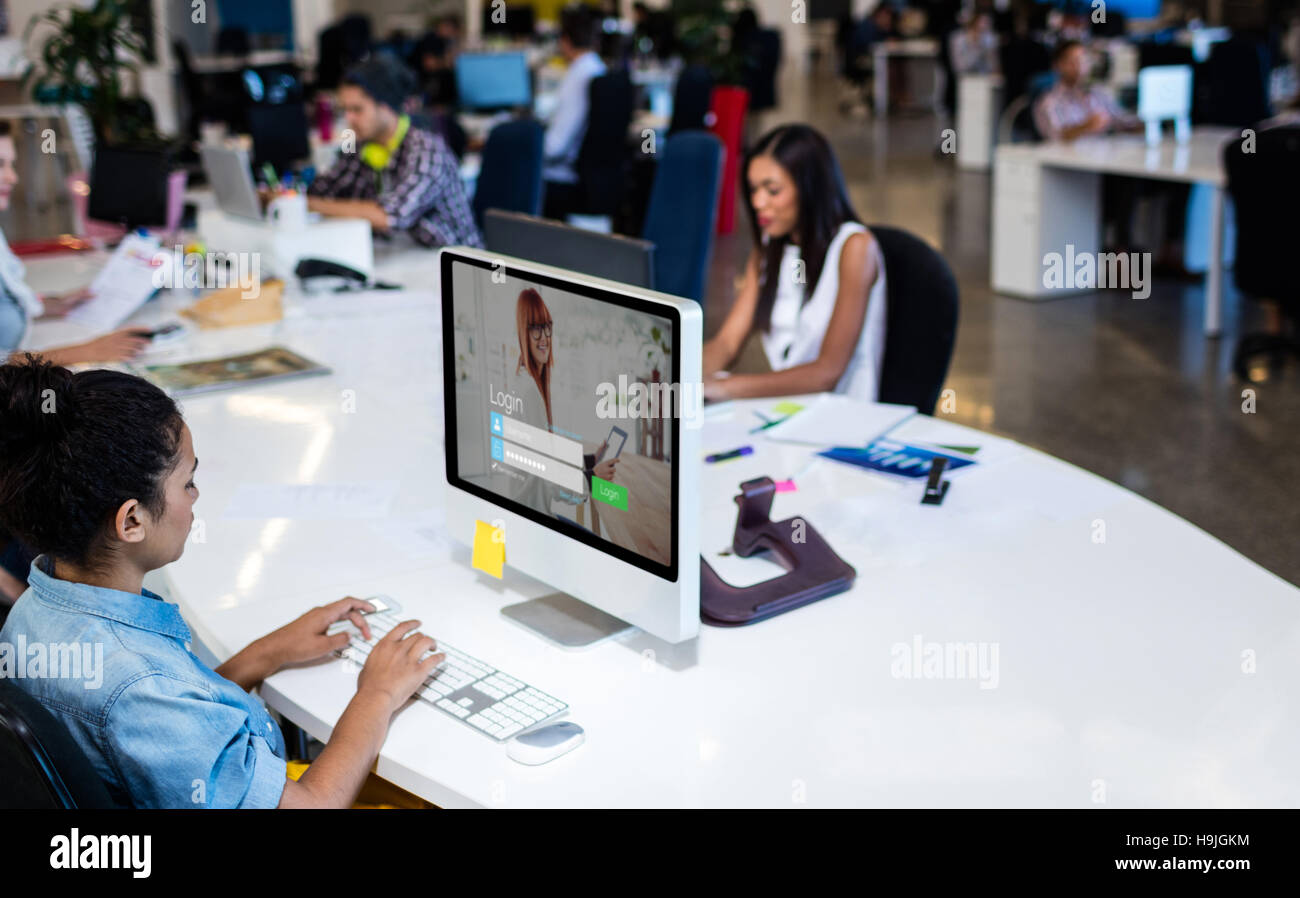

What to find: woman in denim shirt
left=0, top=121, right=151, bottom=364
left=0, top=358, right=445, bottom=807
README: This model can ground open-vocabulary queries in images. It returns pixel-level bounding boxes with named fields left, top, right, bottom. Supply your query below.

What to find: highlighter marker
left=705, top=446, right=754, bottom=464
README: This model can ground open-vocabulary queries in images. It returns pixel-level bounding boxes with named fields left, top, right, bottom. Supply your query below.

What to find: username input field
left=490, top=411, right=583, bottom=467
left=492, top=436, right=585, bottom=494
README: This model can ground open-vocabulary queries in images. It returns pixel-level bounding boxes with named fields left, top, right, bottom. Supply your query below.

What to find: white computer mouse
left=506, top=721, right=585, bottom=765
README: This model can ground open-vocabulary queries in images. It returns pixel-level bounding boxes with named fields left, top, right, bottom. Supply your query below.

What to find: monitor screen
left=87, top=147, right=170, bottom=227
left=456, top=52, right=532, bottom=110
left=1138, top=64, right=1192, bottom=121
left=482, top=211, right=655, bottom=290
left=443, top=253, right=680, bottom=579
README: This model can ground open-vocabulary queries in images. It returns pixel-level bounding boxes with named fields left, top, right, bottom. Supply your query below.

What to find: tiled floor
left=707, top=68, right=1300, bottom=587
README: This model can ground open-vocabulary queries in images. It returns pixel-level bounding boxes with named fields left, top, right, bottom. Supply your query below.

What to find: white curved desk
left=23, top=247, right=1300, bottom=808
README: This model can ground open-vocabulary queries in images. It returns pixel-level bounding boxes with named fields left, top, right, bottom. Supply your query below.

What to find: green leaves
left=24, top=0, right=156, bottom=145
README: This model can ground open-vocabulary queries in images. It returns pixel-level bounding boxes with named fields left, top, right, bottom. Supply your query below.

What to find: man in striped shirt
left=309, top=56, right=482, bottom=249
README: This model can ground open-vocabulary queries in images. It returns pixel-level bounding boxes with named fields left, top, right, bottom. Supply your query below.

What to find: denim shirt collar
left=26, top=555, right=192, bottom=642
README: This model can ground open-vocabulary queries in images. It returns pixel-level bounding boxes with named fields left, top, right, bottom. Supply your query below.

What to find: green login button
left=592, top=476, right=627, bottom=510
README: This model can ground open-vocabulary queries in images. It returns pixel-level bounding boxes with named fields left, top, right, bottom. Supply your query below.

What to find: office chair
left=998, top=37, right=1051, bottom=113
left=870, top=225, right=959, bottom=414
left=996, top=73, right=1055, bottom=145
left=473, top=119, right=544, bottom=229
left=0, top=679, right=119, bottom=808
left=1225, top=125, right=1300, bottom=383
left=746, top=29, right=783, bottom=113
left=668, top=64, right=714, bottom=135
left=575, top=69, right=635, bottom=218
left=1196, top=37, right=1272, bottom=128
left=641, top=132, right=723, bottom=303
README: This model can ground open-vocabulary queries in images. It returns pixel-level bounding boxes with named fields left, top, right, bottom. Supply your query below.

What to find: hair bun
left=0, top=355, right=78, bottom=460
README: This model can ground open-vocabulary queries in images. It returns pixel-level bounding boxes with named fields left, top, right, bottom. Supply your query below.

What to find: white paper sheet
left=64, top=233, right=162, bottom=331
left=221, top=481, right=399, bottom=520
left=761, top=394, right=916, bottom=447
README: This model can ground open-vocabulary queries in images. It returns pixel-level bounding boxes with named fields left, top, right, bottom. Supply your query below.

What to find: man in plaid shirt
left=309, top=56, right=482, bottom=249
left=1033, top=40, right=1140, bottom=142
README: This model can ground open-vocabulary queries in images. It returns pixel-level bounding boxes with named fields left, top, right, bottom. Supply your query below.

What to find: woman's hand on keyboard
left=357, top=620, right=446, bottom=712
left=263, top=596, right=376, bottom=669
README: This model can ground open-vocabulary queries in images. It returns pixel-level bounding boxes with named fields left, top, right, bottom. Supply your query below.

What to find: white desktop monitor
left=1137, top=64, right=1192, bottom=121
left=455, top=52, right=532, bottom=110
left=439, top=248, right=702, bottom=645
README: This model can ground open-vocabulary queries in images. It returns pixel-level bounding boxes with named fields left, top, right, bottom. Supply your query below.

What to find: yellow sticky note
left=472, top=520, right=505, bottom=579
left=773, top=401, right=805, bottom=416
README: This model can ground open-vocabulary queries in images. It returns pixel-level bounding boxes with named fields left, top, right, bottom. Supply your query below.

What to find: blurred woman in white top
left=702, top=124, right=887, bottom=402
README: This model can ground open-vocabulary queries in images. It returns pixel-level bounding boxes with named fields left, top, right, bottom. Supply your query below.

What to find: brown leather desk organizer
left=700, top=476, right=857, bottom=626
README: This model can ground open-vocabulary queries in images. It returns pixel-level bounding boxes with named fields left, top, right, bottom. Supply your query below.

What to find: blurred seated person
left=0, top=121, right=149, bottom=366
left=949, top=10, right=999, bottom=75
left=415, top=31, right=457, bottom=108
left=542, top=8, right=607, bottom=220
left=1033, top=39, right=1139, bottom=141
left=308, top=55, right=482, bottom=248
left=1035, top=40, right=1189, bottom=271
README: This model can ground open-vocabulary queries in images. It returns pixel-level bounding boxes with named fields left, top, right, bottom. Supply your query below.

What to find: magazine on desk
left=137, top=346, right=331, bottom=397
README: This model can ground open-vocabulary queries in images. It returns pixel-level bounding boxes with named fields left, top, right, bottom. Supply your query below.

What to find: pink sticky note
left=774, top=479, right=797, bottom=493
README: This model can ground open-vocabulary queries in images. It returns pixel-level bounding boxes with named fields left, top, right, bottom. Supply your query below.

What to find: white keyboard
left=329, top=596, right=568, bottom=742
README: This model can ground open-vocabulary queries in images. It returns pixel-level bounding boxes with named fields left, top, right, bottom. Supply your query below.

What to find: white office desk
left=23, top=250, right=1300, bottom=808
left=992, top=127, right=1235, bottom=336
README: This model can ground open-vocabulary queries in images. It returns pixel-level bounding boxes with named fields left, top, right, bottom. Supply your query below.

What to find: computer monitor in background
left=456, top=52, right=532, bottom=110
left=483, top=210, right=656, bottom=290
left=88, top=146, right=171, bottom=229
left=1138, top=64, right=1192, bottom=144
left=440, top=247, right=702, bottom=645
left=247, top=103, right=311, bottom=174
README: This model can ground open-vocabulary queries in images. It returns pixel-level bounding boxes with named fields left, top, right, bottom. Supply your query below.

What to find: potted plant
left=25, top=0, right=165, bottom=149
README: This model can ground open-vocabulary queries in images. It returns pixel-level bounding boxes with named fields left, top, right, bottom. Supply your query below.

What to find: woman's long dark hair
left=743, top=124, right=860, bottom=333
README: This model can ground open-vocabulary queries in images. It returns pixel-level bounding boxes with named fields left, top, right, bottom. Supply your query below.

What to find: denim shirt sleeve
left=106, top=672, right=287, bottom=809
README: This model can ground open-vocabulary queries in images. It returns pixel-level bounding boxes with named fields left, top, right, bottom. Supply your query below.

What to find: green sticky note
left=772, top=401, right=804, bottom=416
left=591, top=476, right=628, bottom=510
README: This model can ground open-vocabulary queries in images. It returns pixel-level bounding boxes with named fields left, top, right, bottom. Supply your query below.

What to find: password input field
left=493, top=437, right=585, bottom=494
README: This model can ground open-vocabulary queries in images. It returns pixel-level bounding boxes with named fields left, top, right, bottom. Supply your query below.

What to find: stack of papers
left=64, top=233, right=161, bottom=330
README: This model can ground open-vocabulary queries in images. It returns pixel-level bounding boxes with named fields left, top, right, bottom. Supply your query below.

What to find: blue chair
left=641, top=132, right=723, bottom=304
left=472, top=119, right=544, bottom=230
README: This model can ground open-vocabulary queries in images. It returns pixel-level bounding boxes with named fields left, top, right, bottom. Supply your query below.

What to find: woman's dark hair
left=0, top=357, right=184, bottom=568
left=342, top=52, right=418, bottom=113
left=744, top=124, right=860, bottom=333
left=0, top=121, right=10, bottom=138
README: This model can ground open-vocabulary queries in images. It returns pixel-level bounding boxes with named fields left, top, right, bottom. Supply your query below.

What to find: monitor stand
left=500, top=592, right=633, bottom=650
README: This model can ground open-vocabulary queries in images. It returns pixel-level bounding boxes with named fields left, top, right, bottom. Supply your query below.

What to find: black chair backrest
left=1225, top=125, right=1300, bottom=308
left=746, top=29, right=782, bottom=112
left=998, top=38, right=1050, bottom=111
left=669, top=65, right=714, bottom=135
left=0, top=679, right=118, bottom=809
left=474, top=118, right=544, bottom=228
left=870, top=225, right=959, bottom=415
left=576, top=69, right=634, bottom=216
left=1196, top=37, right=1272, bottom=127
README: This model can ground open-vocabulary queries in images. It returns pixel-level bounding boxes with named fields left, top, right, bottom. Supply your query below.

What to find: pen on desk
left=705, top=445, right=754, bottom=464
